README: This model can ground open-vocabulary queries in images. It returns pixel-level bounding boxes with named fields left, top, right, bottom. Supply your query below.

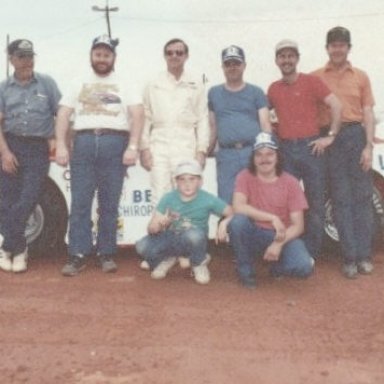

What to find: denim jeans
left=216, top=146, right=253, bottom=204
left=0, top=134, right=49, bottom=254
left=228, top=214, right=314, bottom=280
left=327, top=124, right=374, bottom=263
left=68, top=132, right=128, bottom=256
left=135, top=227, right=207, bottom=268
left=280, top=135, right=326, bottom=259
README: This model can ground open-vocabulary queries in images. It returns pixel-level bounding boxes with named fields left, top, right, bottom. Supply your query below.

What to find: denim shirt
left=0, top=72, right=61, bottom=138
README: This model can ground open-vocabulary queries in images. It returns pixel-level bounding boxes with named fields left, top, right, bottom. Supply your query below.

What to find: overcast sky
left=1, top=0, right=384, bottom=114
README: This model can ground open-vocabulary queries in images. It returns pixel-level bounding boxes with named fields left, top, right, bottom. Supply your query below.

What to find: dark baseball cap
left=8, top=39, right=35, bottom=57
left=326, top=26, right=351, bottom=45
left=221, top=45, right=245, bottom=63
left=91, top=34, right=119, bottom=52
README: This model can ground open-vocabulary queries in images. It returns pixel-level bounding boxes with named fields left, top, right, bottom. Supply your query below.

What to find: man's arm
left=309, top=93, right=342, bottom=155
left=123, top=104, right=144, bottom=166
left=207, top=110, right=218, bottom=156
left=263, top=210, right=305, bottom=261
left=139, top=85, right=153, bottom=171
left=194, top=84, right=209, bottom=168
left=215, top=205, right=233, bottom=243
left=54, top=105, right=73, bottom=166
left=258, top=107, right=273, bottom=133
left=360, top=105, right=375, bottom=172
left=0, top=112, right=18, bottom=174
left=233, top=191, right=286, bottom=241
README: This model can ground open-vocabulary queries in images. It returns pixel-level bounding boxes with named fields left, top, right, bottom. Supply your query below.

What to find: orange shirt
left=312, top=61, right=374, bottom=127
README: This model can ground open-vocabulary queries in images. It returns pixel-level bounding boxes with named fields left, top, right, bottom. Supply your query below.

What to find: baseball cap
left=91, top=34, right=119, bottom=52
left=8, top=39, right=35, bottom=56
left=221, top=45, right=245, bottom=63
left=253, top=132, right=279, bottom=152
left=174, top=159, right=202, bottom=178
left=275, top=39, right=299, bottom=55
left=326, top=26, right=351, bottom=45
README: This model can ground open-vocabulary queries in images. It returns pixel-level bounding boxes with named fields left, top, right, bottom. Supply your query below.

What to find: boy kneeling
left=136, top=160, right=232, bottom=284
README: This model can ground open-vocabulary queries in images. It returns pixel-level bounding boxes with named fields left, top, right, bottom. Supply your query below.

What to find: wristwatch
left=328, top=131, right=336, bottom=137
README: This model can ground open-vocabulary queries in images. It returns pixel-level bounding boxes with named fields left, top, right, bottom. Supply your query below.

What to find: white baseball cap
left=174, top=159, right=202, bottom=177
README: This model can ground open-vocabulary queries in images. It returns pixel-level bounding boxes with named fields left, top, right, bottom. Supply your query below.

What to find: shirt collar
left=324, top=61, right=354, bottom=73
left=9, top=72, right=37, bottom=86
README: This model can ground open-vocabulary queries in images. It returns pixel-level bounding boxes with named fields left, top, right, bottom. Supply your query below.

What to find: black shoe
left=240, top=276, right=257, bottom=289
left=98, top=254, right=117, bottom=273
left=61, top=254, right=86, bottom=277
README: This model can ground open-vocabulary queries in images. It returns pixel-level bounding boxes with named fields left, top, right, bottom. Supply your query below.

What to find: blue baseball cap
left=253, top=132, right=279, bottom=152
left=221, top=45, right=245, bottom=63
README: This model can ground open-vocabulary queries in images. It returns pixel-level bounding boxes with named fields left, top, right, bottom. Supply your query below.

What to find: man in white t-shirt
left=55, top=35, right=144, bottom=276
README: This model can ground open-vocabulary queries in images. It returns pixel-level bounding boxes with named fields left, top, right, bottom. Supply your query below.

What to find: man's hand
left=360, top=145, right=373, bottom=172
left=309, top=136, right=335, bottom=156
left=1, top=149, right=18, bottom=174
left=263, top=241, right=283, bottom=262
left=123, top=148, right=138, bottom=166
left=196, top=151, right=206, bottom=169
left=55, top=143, right=69, bottom=166
left=140, top=148, right=153, bottom=171
left=215, top=217, right=231, bottom=244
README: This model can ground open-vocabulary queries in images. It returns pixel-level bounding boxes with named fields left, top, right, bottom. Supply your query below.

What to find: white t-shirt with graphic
left=59, top=71, right=142, bottom=131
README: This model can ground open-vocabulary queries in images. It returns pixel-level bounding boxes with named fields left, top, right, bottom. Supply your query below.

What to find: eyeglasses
left=165, top=50, right=185, bottom=57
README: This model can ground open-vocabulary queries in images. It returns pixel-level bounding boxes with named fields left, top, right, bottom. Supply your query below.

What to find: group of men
left=0, top=25, right=376, bottom=286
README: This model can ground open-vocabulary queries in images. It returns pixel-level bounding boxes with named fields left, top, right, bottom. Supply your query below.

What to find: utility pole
left=6, top=34, right=10, bottom=78
left=92, top=1, right=119, bottom=38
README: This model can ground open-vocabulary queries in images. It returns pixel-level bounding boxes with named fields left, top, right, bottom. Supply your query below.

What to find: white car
left=20, top=132, right=384, bottom=255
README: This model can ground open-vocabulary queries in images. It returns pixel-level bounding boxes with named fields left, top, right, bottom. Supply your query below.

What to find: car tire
left=323, top=186, right=384, bottom=254
left=27, top=178, right=68, bottom=256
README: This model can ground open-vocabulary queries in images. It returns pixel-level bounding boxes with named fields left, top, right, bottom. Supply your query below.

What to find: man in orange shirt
left=312, top=26, right=375, bottom=279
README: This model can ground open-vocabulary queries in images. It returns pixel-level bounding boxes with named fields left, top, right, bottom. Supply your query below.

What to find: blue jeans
left=216, top=146, right=252, bottom=204
left=327, top=124, right=373, bottom=263
left=68, top=132, right=128, bottom=256
left=228, top=214, right=314, bottom=280
left=0, top=134, right=49, bottom=254
left=135, top=227, right=207, bottom=268
left=280, top=135, right=326, bottom=259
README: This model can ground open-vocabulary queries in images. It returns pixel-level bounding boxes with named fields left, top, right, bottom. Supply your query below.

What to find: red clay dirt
left=1, top=246, right=384, bottom=384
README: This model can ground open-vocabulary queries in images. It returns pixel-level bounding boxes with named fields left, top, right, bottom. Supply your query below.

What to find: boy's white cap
left=174, top=159, right=202, bottom=177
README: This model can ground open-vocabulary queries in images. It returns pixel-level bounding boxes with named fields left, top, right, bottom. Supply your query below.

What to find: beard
left=91, top=61, right=114, bottom=75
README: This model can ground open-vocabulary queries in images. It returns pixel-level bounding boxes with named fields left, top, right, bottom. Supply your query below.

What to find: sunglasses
left=165, top=50, right=185, bottom=57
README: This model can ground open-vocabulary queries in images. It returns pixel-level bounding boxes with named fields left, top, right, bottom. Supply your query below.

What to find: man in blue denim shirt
left=0, top=39, right=61, bottom=273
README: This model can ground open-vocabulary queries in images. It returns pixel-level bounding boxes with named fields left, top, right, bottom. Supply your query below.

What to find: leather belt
left=341, top=121, right=361, bottom=128
left=5, top=133, right=47, bottom=142
left=76, top=129, right=128, bottom=136
left=220, top=141, right=253, bottom=149
left=321, top=121, right=361, bottom=132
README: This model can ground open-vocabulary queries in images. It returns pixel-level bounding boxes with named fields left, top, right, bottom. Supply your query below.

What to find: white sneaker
left=192, top=254, right=211, bottom=284
left=0, top=248, right=12, bottom=272
left=12, top=248, right=28, bottom=273
left=151, top=257, right=177, bottom=279
left=139, top=260, right=150, bottom=270
left=178, top=256, right=191, bottom=269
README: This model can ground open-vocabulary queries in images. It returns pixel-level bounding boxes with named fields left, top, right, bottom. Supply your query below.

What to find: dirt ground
left=1, top=245, right=384, bottom=384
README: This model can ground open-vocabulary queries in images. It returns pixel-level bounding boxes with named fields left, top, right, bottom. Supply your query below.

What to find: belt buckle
left=234, top=142, right=243, bottom=149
